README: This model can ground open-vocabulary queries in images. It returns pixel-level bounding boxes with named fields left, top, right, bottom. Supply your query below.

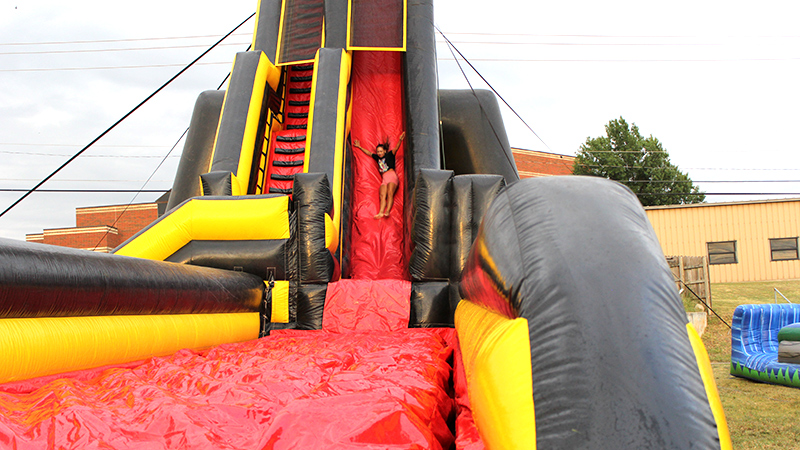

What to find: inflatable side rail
left=305, top=47, right=350, bottom=227
left=202, top=51, right=281, bottom=196
left=167, top=90, right=225, bottom=210
left=456, top=176, right=731, bottom=449
left=730, top=303, right=800, bottom=387
left=0, top=237, right=264, bottom=383
left=439, top=89, right=520, bottom=184
left=408, top=169, right=506, bottom=327
left=113, top=195, right=292, bottom=264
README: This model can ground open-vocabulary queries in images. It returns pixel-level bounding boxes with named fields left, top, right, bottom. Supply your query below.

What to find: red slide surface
left=348, top=51, right=408, bottom=280
left=0, top=333, right=455, bottom=449
left=0, top=280, right=460, bottom=449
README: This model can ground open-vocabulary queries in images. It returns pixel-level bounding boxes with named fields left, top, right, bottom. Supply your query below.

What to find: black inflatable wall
left=167, top=90, right=225, bottom=210
left=306, top=48, right=345, bottom=186
left=450, top=174, right=506, bottom=279
left=270, top=283, right=327, bottom=331
left=253, top=0, right=281, bottom=62
left=403, top=0, right=441, bottom=266
left=408, top=170, right=505, bottom=327
left=0, top=238, right=264, bottom=318
left=206, top=51, right=270, bottom=193
left=410, top=169, right=453, bottom=281
left=439, top=89, right=519, bottom=184
left=403, top=0, right=441, bottom=179
left=293, top=173, right=335, bottom=283
left=460, top=176, right=720, bottom=449
left=165, top=239, right=290, bottom=280
left=409, top=281, right=450, bottom=328
left=323, top=0, right=348, bottom=48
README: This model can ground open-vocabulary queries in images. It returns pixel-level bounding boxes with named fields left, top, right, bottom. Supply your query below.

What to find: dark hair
left=375, top=140, right=390, bottom=152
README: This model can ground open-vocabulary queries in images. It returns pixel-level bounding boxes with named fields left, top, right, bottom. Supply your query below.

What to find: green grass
left=702, top=279, right=800, bottom=449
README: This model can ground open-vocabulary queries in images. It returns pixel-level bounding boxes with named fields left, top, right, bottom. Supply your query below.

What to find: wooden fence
left=666, top=255, right=711, bottom=308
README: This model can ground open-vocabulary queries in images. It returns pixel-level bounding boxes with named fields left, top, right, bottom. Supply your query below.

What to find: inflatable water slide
left=0, top=0, right=731, bottom=448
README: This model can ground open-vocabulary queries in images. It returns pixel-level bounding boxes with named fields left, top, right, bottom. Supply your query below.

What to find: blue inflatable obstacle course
left=731, top=303, right=800, bottom=387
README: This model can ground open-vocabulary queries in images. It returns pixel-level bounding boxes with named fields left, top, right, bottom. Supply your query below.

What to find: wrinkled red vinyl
left=323, top=279, right=411, bottom=333
left=0, top=329, right=456, bottom=450
left=348, top=51, right=408, bottom=280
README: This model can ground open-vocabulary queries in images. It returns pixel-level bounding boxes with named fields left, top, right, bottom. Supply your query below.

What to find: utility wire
left=437, top=57, right=800, bottom=63
left=0, top=41, right=251, bottom=56
left=0, top=189, right=168, bottom=193
left=440, top=30, right=519, bottom=172
left=678, top=279, right=731, bottom=330
left=88, top=127, right=188, bottom=251
left=636, top=192, right=800, bottom=196
left=0, top=12, right=256, bottom=219
left=0, top=33, right=252, bottom=47
left=0, top=61, right=232, bottom=73
left=436, top=26, right=552, bottom=152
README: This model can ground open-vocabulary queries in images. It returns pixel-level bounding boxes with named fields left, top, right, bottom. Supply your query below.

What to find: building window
left=708, top=241, right=737, bottom=265
left=770, top=237, right=799, bottom=261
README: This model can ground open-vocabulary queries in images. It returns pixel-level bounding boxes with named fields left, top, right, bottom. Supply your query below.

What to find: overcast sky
left=1, top=0, right=798, bottom=240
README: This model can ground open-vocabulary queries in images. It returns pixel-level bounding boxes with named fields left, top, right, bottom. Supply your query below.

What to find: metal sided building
left=645, top=198, right=800, bottom=283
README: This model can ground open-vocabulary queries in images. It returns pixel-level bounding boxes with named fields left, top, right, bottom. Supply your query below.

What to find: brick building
left=511, top=148, right=575, bottom=178
left=26, top=197, right=167, bottom=253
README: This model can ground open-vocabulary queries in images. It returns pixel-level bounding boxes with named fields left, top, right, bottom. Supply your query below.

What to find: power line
left=436, top=40, right=749, bottom=47
left=0, top=61, right=232, bottom=73
left=0, top=189, right=168, bottom=193
left=5, top=31, right=799, bottom=47
left=0, top=179, right=172, bottom=183
left=0, top=143, right=173, bottom=148
left=438, top=32, right=800, bottom=39
left=0, top=33, right=252, bottom=47
left=0, top=151, right=179, bottom=158
left=0, top=12, right=256, bottom=219
left=437, top=26, right=552, bottom=152
left=576, top=163, right=800, bottom=171
left=0, top=41, right=251, bottom=56
left=438, top=57, right=800, bottom=63
left=619, top=180, right=800, bottom=184
left=636, top=192, right=800, bottom=196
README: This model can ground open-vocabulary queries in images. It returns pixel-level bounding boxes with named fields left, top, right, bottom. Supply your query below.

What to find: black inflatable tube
left=306, top=48, right=344, bottom=188
left=439, top=89, right=519, bottom=184
left=209, top=52, right=268, bottom=179
left=165, top=239, right=289, bottom=280
left=0, top=238, right=264, bottom=318
left=293, top=173, right=334, bottom=283
left=450, top=174, right=505, bottom=280
left=253, top=0, right=281, bottom=63
left=323, top=0, right=348, bottom=49
left=403, top=0, right=441, bottom=178
left=410, top=281, right=452, bottom=327
left=167, top=90, right=225, bottom=211
left=404, top=0, right=441, bottom=261
left=409, top=169, right=453, bottom=281
left=460, top=176, right=720, bottom=448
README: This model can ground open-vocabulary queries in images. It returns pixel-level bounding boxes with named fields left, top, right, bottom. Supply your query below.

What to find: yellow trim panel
left=0, top=313, right=259, bottom=384
left=687, top=323, right=732, bottom=450
left=455, top=300, right=536, bottom=450
left=115, top=196, right=291, bottom=261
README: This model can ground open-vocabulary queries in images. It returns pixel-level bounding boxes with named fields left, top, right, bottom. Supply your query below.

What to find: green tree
left=572, top=117, right=705, bottom=206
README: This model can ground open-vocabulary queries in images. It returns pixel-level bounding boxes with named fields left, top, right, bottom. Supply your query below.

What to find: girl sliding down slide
left=353, top=132, right=405, bottom=219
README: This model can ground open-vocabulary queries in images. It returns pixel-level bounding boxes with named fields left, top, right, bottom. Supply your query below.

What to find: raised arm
left=353, top=138, right=372, bottom=156
left=392, top=132, right=405, bottom=153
